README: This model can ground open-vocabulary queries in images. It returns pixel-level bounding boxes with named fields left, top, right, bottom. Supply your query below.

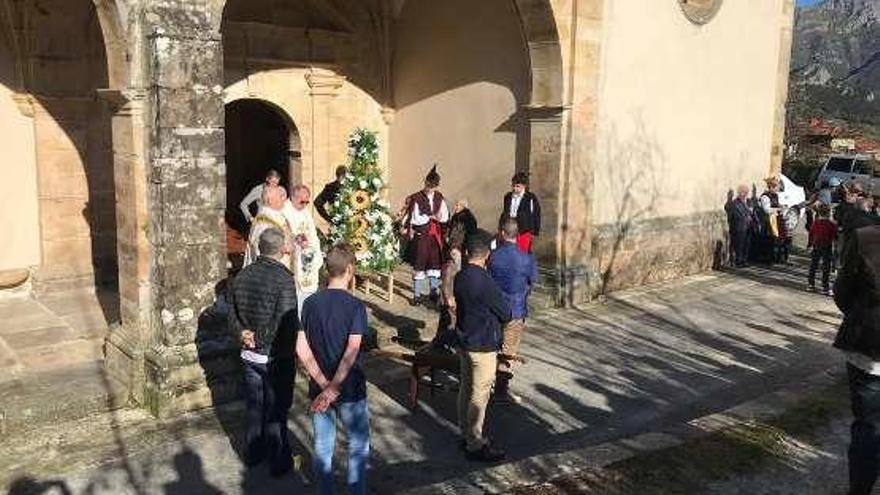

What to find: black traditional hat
left=425, top=164, right=440, bottom=187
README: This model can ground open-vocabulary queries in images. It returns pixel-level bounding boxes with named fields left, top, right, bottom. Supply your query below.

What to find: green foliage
left=328, top=129, right=400, bottom=273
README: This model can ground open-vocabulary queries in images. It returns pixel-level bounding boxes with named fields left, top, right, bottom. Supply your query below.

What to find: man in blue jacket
left=455, top=230, right=512, bottom=462
left=488, top=219, right=538, bottom=403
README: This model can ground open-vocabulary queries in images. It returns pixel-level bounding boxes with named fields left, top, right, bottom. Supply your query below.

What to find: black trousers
left=808, top=245, right=833, bottom=290
left=848, top=363, right=880, bottom=495
left=731, top=229, right=750, bottom=266
left=243, top=358, right=295, bottom=471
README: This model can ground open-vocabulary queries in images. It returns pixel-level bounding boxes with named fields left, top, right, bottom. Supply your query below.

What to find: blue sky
left=797, top=0, right=823, bottom=6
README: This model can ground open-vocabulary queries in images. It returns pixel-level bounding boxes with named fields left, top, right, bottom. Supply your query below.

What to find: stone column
left=101, top=88, right=152, bottom=404
left=305, top=68, right=345, bottom=192
left=139, top=4, right=228, bottom=418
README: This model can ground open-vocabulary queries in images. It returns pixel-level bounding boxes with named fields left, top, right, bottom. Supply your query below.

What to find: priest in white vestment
left=283, top=185, right=323, bottom=315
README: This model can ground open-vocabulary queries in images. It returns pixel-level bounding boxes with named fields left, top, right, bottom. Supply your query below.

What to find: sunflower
left=350, top=190, right=371, bottom=211
left=351, top=236, right=369, bottom=254
left=352, top=215, right=369, bottom=236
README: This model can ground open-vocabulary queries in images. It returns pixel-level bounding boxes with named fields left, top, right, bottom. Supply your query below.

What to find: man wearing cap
left=404, top=165, right=449, bottom=306
left=500, top=172, right=541, bottom=253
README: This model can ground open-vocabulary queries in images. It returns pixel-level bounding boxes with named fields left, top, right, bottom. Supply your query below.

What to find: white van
left=814, top=154, right=879, bottom=193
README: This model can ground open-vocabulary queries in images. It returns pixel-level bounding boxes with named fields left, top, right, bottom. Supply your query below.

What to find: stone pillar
left=769, top=0, right=795, bottom=175
left=102, top=88, right=152, bottom=404
left=305, top=68, right=345, bottom=192
left=139, top=4, right=228, bottom=418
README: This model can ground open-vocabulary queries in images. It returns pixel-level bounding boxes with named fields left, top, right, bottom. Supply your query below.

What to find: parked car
left=814, top=154, right=880, bottom=193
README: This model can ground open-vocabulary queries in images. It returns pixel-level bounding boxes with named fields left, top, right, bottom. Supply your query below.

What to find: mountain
left=790, top=0, right=880, bottom=129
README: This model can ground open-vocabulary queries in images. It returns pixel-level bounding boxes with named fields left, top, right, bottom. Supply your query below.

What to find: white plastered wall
left=593, top=0, right=789, bottom=226
left=0, top=46, right=40, bottom=272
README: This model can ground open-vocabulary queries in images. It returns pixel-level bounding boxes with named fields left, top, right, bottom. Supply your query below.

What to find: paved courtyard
left=0, top=256, right=846, bottom=494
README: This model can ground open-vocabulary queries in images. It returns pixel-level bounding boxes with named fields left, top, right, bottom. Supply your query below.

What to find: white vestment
left=243, top=206, right=291, bottom=268
left=282, top=201, right=324, bottom=313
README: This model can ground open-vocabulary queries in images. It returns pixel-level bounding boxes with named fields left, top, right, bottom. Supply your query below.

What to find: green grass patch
left=512, top=381, right=849, bottom=495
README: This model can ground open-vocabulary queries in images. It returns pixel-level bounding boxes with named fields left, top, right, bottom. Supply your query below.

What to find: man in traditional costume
left=404, top=165, right=449, bottom=306
left=500, top=172, right=541, bottom=253
left=283, top=185, right=324, bottom=316
left=244, top=184, right=291, bottom=268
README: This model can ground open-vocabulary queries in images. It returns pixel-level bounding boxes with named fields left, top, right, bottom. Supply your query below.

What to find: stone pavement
left=0, top=288, right=124, bottom=435
left=0, top=255, right=846, bottom=494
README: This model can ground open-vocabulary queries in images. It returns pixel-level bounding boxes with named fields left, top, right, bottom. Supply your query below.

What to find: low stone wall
left=590, top=211, right=728, bottom=295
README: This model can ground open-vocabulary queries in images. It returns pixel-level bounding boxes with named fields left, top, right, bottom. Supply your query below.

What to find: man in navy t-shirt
left=296, top=244, right=369, bottom=495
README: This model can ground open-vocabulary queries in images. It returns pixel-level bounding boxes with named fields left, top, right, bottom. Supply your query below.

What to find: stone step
left=0, top=360, right=129, bottom=438
left=13, top=336, right=106, bottom=378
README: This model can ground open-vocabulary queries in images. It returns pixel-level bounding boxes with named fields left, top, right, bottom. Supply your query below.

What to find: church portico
left=0, top=0, right=795, bottom=418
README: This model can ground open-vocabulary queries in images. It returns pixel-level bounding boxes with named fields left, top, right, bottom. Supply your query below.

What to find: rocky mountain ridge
left=790, top=0, right=880, bottom=130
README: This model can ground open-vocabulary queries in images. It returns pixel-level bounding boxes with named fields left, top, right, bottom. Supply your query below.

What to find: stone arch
left=91, top=0, right=129, bottom=89
left=511, top=0, right=565, bottom=107
left=223, top=97, right=303, bottom=266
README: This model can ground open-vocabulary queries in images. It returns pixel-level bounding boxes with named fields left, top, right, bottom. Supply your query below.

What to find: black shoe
left=411, top=296, right=422, bottom=307
left=465, top=443, right=506, bottom=462
left=270, top=462, right=292, bottom=478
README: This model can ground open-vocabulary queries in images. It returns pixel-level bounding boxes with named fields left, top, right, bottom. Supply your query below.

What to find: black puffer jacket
left=228, top=256, right=298, bottom=358
left=834, top=225, right=880, bottom=357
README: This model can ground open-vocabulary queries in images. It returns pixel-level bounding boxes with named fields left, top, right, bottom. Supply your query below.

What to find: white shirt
left=509, top=193, right=524, bottom=218
left=410, top=191, right=449, bottom=227
left=240, top=184, right=265, bottom=222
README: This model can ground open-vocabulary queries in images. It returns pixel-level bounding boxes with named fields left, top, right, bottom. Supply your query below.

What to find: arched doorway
left=224, top=99, right=301, bottom=267
left=0, top=0, right=121, bottom=302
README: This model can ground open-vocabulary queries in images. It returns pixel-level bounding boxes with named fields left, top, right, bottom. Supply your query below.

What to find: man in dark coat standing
left=314, top=165, right=347, bottom=225
left=228, top=228, right=298, bottom=476
left=500, top=172, right=541, bottom=253
left=727, top=184, right=753, bottom=267
left=833, top=223, right=880, bottom=495
left=404, top=165, right=449, bottom=306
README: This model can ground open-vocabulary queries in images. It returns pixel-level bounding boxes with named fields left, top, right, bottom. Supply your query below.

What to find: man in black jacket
left=455, top=230, right=512, bottom=462
left=500, top=172, right=541, bottom=253
left=228, top=228, right=298, bottom=476
left=314, top=165, right=347, bottom=225
left=833, top=224, right=880, bottom=495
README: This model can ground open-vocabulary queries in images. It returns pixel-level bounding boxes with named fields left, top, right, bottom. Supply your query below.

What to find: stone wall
left=590, top=211, right=728, bottom=296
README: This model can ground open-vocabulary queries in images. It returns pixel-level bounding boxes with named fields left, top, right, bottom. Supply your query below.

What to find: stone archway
left=224, top=98, right=302, bottom=268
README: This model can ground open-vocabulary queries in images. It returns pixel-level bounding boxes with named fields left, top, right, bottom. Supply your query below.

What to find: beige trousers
left=458, top=350, right=497, bottom=451
left=498, top=319, right=526, bottom=376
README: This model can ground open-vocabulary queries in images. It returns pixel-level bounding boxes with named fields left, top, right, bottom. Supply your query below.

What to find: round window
left=678, top=0, right=723, bottom=25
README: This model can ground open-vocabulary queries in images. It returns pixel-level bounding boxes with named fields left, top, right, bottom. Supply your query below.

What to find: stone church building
left=0, top=0, right=794, bottom=415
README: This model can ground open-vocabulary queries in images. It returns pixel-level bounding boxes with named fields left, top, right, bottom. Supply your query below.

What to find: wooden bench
left=381, top=337, right=525, bottom=411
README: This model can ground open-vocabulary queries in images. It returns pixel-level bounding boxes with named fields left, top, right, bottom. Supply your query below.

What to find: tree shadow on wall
left=588, top=116, right=669, bottom=296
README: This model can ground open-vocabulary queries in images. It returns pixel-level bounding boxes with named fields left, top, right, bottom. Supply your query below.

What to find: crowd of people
left=726, top=173, right=880, bottom=495
left=725, top=175, right=879, bottom=295
left=225, top=165, right=543, bottom=491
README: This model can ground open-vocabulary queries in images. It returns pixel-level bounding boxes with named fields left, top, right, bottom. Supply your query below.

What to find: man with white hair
left=283, top=184, right=323, bottom=315
left=239, top=169, right=283, bottom=224
left=244, top=184, right=291, bottom=268
left=450, top=198, right=478, bottom=239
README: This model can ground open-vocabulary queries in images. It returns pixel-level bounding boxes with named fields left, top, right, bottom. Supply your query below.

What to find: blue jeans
left=243, top=359, right=294, bottom=471
left=312, top=399, right=370, bottom=495
left=848, top=364, right=880, bottom=495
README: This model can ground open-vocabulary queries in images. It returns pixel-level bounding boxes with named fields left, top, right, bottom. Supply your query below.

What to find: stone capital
left=305, top=69, right=346, bottom=97
left=11, top=93, right=35, bottom=117
left=381, top=106, right=396, bottom=125
left=520, top=104, right=567, bottom=123
left=96, top=88, right=148, bottom=116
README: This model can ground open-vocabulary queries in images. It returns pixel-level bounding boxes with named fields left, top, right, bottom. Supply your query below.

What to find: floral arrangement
left=328, top=128, right=400, bottom=273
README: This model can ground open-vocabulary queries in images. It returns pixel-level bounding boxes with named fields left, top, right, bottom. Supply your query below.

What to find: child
left=295, top=244, right=370, bottom=495
left=808, top=204, right=836, bottom=296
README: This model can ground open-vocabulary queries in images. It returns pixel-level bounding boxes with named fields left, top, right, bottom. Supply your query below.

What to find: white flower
left=359, top=180, right=368, bottom=189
